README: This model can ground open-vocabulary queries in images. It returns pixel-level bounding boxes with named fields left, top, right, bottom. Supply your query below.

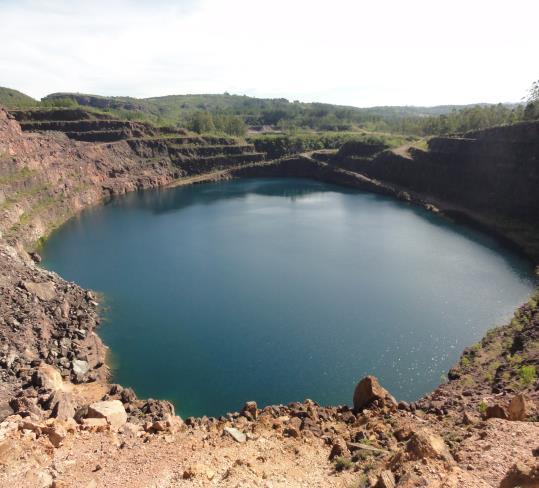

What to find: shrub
left=334, top=457, right=353, bottom=471
left=518, top=365, right=537, bottom=386
left=460, top=356, right=471, bottom=368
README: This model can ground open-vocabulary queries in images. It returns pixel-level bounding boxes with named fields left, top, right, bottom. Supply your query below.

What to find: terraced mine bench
left=8, top=108, right=267, bottom=177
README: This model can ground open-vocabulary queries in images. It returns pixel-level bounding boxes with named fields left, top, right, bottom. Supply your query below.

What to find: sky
left=0, top=0, right=537, bottom=107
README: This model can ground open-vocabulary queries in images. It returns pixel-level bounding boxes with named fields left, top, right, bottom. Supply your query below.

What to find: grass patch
left=0, top=167, right=36, bottom=185
left=518, top=365, right=537, bottom=386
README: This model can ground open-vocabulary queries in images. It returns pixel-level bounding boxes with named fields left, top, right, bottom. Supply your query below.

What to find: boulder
left=29, top=252, right=42, bottom=263
left=329, top=437, right=350, bottom=460
left=139, top=399, right=175, bottom=421
left=86, top=400, right=127, bottom=429
left=120, top=388, right=137, bottom=404
left=42, top=423, right=67, bottom=448
left=461, top=411, right=479, bottom=425
left=0, top=416, right=20, bottom=441
left=50, top=391, right=75, bottom=421
left=301, top=417, right=323, bottom=437
left=241, top=401, right=258, bottom=420
left=72, top=359, right=90, bottom=376
left=376, top=470, right=396, bottom=488
left=23, top=281, right=56, bottom=301
left=223, top=427, right=246, bottom=443
left=500, top=460, right=539, bottom=488
left=508, top=394, right=532, bottom=421
left=284, top=417, right=302, bottom=438
left=353, top=376, right=397, bottom=411
left=406, top=428, right=453, bottom=462
left=0, top=401, right=14, bottom=422
left=33, top=364, right=64, bottom=391
left=120, top=422, right=143, bottom=438
left=9, top=396, right=42, bottom=418
left=485, top=404, right=508, bottom=420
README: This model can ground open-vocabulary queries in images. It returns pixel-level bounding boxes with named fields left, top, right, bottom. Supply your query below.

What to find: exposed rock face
left=347, top=122, right=539, bottom=260
left=337, top=140, right=388, bottom=158
left=353, top=375, right=397, bottom=412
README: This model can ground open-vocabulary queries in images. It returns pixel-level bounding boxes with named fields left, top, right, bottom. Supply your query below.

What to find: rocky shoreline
left=1, top=107, right=538, bottom=486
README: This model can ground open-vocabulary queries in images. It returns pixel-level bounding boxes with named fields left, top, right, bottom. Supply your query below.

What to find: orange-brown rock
left=406, top=428, right=454, bottom=462
left=353, top=376, right=397, bottom=411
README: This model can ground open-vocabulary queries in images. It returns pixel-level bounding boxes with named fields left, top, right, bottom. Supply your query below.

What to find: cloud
left=0, top=0, right=537, bottom=106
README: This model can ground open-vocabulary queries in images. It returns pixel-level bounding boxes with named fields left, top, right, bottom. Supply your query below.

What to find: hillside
left=41, top=91, right=522, bottom=134
left=0, top=86, right=524, bottom=136
left=0, top=87, right=39, bottom=109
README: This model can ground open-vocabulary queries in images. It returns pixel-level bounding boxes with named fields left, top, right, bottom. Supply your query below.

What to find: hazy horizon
left=1, top=0, right=537, bottom=107
left=2, top=85, right=524, bottom=109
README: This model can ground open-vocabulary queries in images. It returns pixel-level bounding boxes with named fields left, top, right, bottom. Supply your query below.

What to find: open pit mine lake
left=42, top=178, right=536, bottom=417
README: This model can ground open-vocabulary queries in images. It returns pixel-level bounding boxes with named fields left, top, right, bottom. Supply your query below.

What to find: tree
left=523, top=80, right=539, bottom=120
left=188, top=111, right=215, bottom=133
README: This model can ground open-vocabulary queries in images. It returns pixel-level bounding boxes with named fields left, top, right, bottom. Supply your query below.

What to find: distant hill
left=0, top=87, right=39, bottom=108
left=1, top=87, right=524, bottom=136
left=42, top=92, right=502, bottom=130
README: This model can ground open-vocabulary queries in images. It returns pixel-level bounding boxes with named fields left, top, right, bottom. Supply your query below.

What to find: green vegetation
left=347, top=475, right=368, bottom=488
left=518, top=365, right=537, bottom=386
left=3, top=81, right=538, bottom=138
left=507, top=353, right=523, bottom=365
left=372, top=104, right=525, bottom=135
left=39, top=91, right=527, bottom=136
left=523, top=79, right=539, bottom=120
left=248, top=132, right=409, bottom=159
left=334, top=457, right=353, bottom=471
left=188, top=111, right=246, bottom=136
left=478, top=401, right=488, bottom=414
left=0, top=167, right=36, bottom=185
left=0, top=87, right=39, bottom=109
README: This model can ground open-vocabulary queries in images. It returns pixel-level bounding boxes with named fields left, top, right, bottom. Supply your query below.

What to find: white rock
left=86, top=400, right=127, bottom=429
left=72, top=359, right=90, bottom=375
left=223, top=426, right=246, bottom=443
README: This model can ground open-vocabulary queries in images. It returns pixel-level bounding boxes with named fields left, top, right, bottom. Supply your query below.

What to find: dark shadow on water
left=104, top=178, right=359, bottom=215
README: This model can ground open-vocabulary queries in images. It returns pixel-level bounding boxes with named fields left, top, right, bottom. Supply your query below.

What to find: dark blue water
left=42, top=178, right=536, bottom=417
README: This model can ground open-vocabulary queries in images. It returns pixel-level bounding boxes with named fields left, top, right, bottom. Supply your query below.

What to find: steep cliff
left=310, top=121, right=539, bottom=261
